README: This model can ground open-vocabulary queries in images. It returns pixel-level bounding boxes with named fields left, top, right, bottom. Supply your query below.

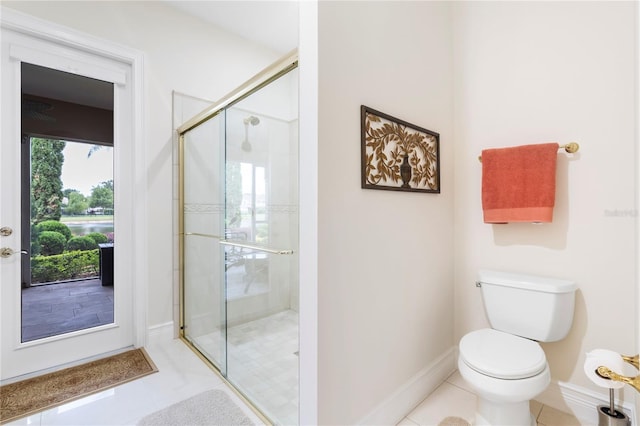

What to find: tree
left=100, top=179, right=113, bottom=191
left=31, top=138, right=66, bottom=223
left=87, top=144, right=109, bottom=158
left=89, top=180, right=114, bottom=210
left=66, top=191, right=89, bottom=215
left=63, top=188, right=78, bottom=197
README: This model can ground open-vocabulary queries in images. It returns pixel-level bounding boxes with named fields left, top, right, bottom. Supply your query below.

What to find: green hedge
left=38, top=231, right=67, bottom=256
left=86, top=232, right=108, bottom=245
left=31, top=249, right=99, bottom=284
left=67, top=236, right=98, bottom=251
left=36, top=220, right=71, bottom=241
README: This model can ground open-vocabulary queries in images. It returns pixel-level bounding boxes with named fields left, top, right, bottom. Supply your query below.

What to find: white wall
left=453, top=1, right=637, bottom=411
left=317, top=2, right=454, bottom=423
left=2, top=1, right=281, bottom=328
left=298, top=3, right=319, bottom=423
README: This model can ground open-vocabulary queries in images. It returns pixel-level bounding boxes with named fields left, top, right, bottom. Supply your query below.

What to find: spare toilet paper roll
left=584, top=349, right=625, bottom=389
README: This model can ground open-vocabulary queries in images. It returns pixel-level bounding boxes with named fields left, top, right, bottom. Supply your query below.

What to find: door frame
left=635, top=0, right=640, bottom=418
left=1, top=7, right=147, bottom=375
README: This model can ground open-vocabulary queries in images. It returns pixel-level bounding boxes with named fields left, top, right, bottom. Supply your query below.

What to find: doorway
left=0, top=11, right=144, bottom=382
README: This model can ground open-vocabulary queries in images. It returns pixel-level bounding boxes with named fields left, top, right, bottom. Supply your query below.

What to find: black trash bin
left=98, top=243, right=114, bottom=286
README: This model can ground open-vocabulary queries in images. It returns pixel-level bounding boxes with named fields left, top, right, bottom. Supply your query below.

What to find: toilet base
left=475, top=398, right=535, bottom=426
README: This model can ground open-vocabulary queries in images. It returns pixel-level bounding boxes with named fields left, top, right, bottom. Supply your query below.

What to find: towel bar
left=478, top=142, right=579, bottom=162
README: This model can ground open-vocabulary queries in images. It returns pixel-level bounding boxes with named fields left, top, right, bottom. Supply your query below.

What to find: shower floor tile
left=189, top=310, right=299, bottom=425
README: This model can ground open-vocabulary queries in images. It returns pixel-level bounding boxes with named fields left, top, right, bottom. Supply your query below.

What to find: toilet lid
left=459, top=329, right=547, bottom=380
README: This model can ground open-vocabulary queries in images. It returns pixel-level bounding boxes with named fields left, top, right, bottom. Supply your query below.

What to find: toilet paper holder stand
left=593, top=354, right=637, bottom=426
left=596, top=354, right=640, bottom=393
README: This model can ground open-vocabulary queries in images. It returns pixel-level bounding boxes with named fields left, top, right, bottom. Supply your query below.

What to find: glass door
left=224, top=68, right=299, bottom=425
left=179, top=55, right=299, bottom=425
left=181, top=111, right=227, bottom=373
left=1, top=25, right=135, bottom=381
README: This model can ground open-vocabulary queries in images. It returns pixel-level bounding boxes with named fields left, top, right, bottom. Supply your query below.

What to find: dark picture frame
left=360, top=105, right=440, bottom=193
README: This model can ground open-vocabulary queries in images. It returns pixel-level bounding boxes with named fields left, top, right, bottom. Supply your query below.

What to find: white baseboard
left=147, top=321, right=175, bottom=345
left=358, top=346, right=457, bottom=425
left=536, top=380, right=636, bottom=426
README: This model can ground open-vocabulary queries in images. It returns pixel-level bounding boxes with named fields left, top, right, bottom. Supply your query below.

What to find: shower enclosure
left=177, top=52, right=299, bottom=425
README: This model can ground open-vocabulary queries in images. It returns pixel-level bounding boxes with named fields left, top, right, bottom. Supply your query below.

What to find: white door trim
left=1, top=6, right=147, bottom=349
left=635, top=0, right=640, bottom=418
left=298, top=2, right=319, bottom=424
left=9, top=43, right=128, bottom=85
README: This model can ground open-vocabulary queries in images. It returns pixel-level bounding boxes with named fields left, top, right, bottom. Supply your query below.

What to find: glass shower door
left=181, top=111, right=227, bottom=373
left=223, top=68, right=299, bottom=425
left=179, top=55, right=299, bottom=425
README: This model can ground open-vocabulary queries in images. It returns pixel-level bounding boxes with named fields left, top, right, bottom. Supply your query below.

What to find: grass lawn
left=61, top=215, right=114, bottom=223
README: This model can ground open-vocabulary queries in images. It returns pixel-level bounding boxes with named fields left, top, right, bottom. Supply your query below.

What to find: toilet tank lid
left=478, top=270, right=576, bottom=294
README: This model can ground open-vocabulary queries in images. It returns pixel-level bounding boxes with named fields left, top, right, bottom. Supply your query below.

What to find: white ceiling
left=164, top=1, right=299, bottom=54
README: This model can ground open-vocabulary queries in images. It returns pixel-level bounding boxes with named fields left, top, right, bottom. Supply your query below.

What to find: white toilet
left=458, top=270, right=577, bottom=426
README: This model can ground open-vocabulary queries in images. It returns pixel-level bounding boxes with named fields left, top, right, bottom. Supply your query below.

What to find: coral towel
left=482, top=143, right=559, bottom=223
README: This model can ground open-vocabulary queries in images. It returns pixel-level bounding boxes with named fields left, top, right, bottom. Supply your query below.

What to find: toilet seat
left=459, top=329, right=547, bottom=380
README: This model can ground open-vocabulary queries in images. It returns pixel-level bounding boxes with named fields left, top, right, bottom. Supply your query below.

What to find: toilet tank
left=478, top=270, right=577, bottom=342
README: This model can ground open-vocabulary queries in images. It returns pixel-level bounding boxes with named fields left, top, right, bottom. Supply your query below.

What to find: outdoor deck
left=21, top=278, right=114, bottom=342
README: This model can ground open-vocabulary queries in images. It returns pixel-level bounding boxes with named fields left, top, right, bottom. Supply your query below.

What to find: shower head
left=241, top=116, right=259, bottom=152
left=244, top=116, right=260, bottom=126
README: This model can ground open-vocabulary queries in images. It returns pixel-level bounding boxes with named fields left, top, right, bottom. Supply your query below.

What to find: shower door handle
left=219, top=240, right=293, bottom=255
left=183, top=232, right=224, bottom=240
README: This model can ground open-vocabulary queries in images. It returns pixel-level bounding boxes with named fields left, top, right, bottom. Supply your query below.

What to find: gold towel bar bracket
left=478, top=142, right=580, bottom=162
left=563, top=142, right=580, bottom=154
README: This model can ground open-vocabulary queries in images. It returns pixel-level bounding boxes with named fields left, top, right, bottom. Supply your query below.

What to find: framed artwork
left=361, top=105, right=440, bottom=193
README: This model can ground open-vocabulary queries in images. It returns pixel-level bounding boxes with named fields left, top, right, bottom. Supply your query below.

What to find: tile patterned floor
left=21, top=279, right=113, bottom=342
left=398, top=370, right=585, bottom=426
left=187, top=310, right=299, bottom=425
left=226, top=310, right=299, bottom=426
